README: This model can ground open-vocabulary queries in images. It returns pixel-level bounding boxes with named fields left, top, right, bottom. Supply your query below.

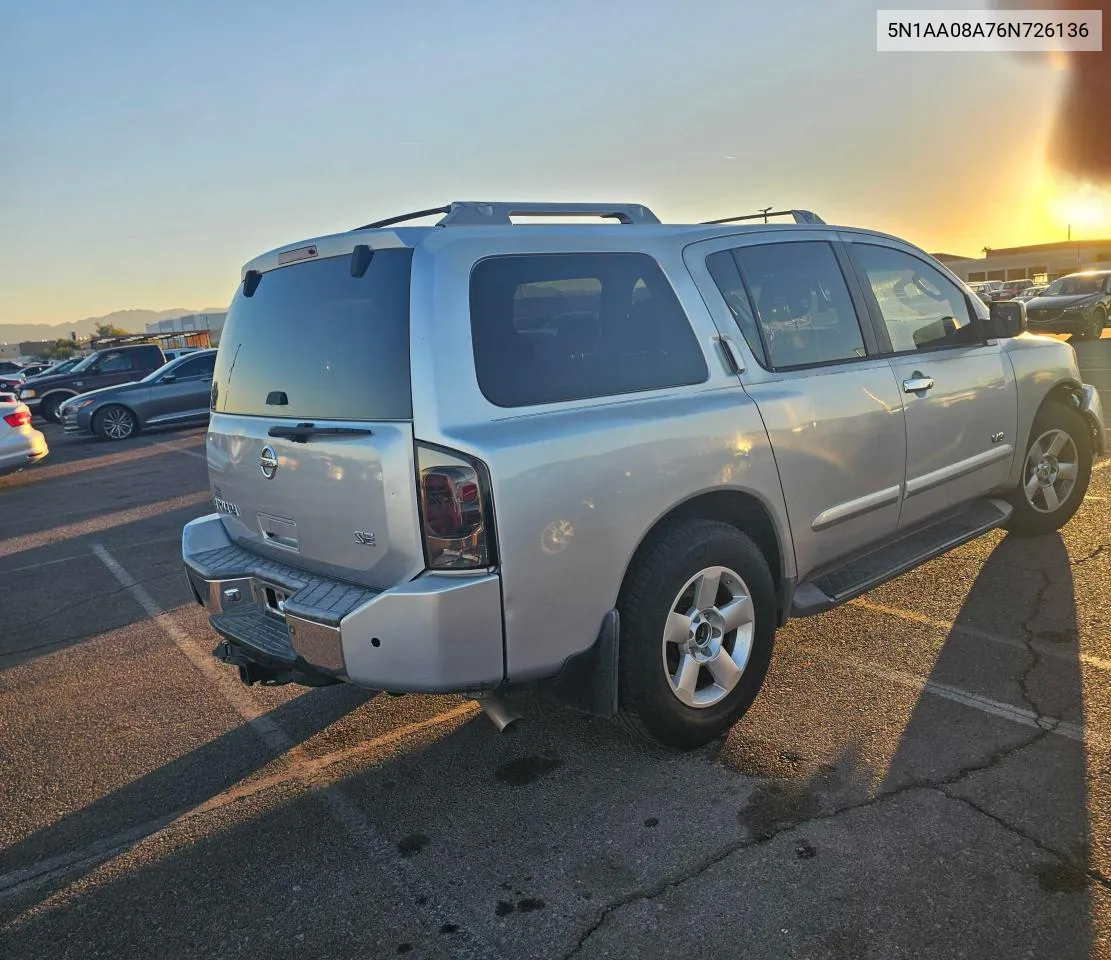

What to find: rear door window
left=211, top=249, right=414, bottom=420
left=99, top=351, right=136, bottom=373
left=728, top=242, right=867, bottom=370
left=171, top=354, right=215, bottom=380
left=470, top=252, right=707, bottom=407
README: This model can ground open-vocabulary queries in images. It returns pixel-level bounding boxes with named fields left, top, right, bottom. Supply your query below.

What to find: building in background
left=935, top=239, right=1111, bottom=285
left=0, top=344, right=20, bottom=362
left=145, top=312, right=227, bottom=345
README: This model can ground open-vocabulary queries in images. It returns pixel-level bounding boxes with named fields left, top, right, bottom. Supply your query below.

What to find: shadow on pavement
left=876, top=532, right=1093, bottom=957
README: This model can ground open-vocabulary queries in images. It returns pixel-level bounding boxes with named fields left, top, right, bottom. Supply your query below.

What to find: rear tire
left=1006, top=401, right=1092, bottom=537
left=93, top=405, right=138, bottom=441
left=616, top=519, right=777, bottom=748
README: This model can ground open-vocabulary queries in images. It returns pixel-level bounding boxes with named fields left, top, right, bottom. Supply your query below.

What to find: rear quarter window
left=470, top=252, right=707, bottom=407
left=211, top=249, right=414, bottom=420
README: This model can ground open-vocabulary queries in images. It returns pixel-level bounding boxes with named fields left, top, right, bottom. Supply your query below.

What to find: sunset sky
left=1, top=0, right=1106, bottom=326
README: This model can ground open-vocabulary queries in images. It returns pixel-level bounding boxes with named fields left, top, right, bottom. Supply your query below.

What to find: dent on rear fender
left=482, top=390, right=791, bottom=682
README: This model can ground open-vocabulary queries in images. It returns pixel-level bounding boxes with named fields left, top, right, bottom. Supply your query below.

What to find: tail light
left=416, top=443, right=496, bottom=571
left=3, top=409, right=31, bottom=428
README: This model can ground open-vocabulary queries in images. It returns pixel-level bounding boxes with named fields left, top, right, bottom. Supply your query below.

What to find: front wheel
left=1006, top=401, right=1092, bottom=537
left=616, top=520, right=777, bottom=748
left=1073, top=308, right=1104, bottom=341
left=93, top=404, right=138, bottom=441
left=1092, top=308, right=1107, bottom=341
left=39, top=395, right=64, bottom=424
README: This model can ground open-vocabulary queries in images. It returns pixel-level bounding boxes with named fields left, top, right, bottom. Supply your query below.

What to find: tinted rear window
left=470, top=252, right=707, bottom=407
left=212, top=249, right=413, bottom=420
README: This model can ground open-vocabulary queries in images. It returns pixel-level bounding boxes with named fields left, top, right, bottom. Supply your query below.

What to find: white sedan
left=0, top=401, right=49, bottom=475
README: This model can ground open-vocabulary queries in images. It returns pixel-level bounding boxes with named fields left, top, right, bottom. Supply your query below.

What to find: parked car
left=26, top=356, right=83, bottom=381
left=0, top=401, right=48, bottom=475
left=17, top=343, right=167, bottom=423
left=2, top=357, right=82, bottom=397
left=1015, top=284, right=1047, bottom=302
left=164, top=347, right=202, bottom=361
left=1024, top=270, right=1111, bottom=340
left=0, top=361, right=24, bottom=376
left=182, top=200, right=1105, bottom=749
left=967, top=281, right=1001, bottom=306
left=61, top=349, right=216, bottom=440
left=995, top=278, right=1036, bottom=301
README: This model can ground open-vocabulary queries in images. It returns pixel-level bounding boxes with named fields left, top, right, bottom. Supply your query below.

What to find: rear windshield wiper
left=267, top=423, right=374, bottom=443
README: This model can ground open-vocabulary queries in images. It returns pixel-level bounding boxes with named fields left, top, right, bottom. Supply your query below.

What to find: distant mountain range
left=0, top=308, right=227, bottom=347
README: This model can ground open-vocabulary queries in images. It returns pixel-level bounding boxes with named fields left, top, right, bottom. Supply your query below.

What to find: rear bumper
left=182, top=513, right=505, bottom=693
left=0, top=431, right=48, bottom=475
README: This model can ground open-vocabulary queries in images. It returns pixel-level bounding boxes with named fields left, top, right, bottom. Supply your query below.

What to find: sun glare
left=1045, top=178, right=1111, bottom=234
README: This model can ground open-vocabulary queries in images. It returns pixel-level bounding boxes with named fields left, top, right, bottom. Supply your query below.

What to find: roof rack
left=701, top=209, right=825, bottom=226
left=353, top=201, right=661, bottom=231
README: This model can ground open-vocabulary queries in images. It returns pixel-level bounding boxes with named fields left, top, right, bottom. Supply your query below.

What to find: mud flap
left=545, top=609, right=620, bottom=719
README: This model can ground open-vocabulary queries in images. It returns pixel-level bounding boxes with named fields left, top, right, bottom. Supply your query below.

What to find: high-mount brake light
left=416, top=444, right=495, bottom=571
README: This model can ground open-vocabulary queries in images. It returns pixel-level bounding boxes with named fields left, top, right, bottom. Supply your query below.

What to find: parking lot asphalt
left=2, top=341, right=1111, bottom=960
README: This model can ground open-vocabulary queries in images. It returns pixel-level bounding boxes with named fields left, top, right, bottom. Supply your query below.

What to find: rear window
left=470, top=252, right=707, bottom=408
left=211, top=249, right=414, bottom=420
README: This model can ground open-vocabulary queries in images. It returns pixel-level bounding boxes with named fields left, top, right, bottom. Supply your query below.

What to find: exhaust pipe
left=478, top=696, right=522, bottom=732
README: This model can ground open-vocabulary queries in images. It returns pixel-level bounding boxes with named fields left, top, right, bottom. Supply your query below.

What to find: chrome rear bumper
left=182, top=514, right=505, bottom=692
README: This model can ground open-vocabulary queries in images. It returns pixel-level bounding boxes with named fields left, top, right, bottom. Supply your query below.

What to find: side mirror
left=989, top=299, right=1027, bottom=338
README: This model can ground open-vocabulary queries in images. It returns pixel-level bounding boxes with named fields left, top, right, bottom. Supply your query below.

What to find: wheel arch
left=1038, top=378, right=1087, bottom=424
left=617, top=489, right=790, bottom=620
left=39, top=388, right=78, bottom=407
left=93, top=401, right=142, bottom=435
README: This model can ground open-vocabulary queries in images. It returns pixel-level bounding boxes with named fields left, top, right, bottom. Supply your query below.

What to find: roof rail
left=438, top=202, right=660, bottom=226
left=701, top=209, right=826, bottom=226
left=353, top=206, right=451, bottom=231
left=352, top=201, right=660, bottom=231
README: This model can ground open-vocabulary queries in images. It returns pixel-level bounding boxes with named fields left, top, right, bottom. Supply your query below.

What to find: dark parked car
left=61, top=349, right=216, bottom=440
left=17, top=343, right=167, bottom=422
left=1024, top=270, right=1111, bottom=340
left=0, top=362, right=57, bottom=395
left=0, top=361, right=24, bottom=375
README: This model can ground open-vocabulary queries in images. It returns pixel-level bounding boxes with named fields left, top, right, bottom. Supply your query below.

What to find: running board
left=790, top=498, right=1012, bottom=617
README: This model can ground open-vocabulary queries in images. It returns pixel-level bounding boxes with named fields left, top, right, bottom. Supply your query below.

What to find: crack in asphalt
left=1071, top=543, right=1110, bottom=566
left=563, top=569, right=1097, bottom=958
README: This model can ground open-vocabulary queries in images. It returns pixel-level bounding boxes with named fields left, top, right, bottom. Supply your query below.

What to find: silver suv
left=182, top=201, right=1106, bottom=748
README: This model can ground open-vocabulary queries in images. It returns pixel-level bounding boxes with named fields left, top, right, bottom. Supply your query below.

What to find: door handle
left=902, top=374, right=934, bottom=394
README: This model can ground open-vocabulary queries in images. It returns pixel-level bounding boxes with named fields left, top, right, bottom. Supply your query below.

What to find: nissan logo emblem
left=260, top=445, right=279, bottom=479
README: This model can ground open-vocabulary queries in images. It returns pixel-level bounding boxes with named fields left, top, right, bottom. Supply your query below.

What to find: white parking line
left=90, top=543, right=502, bottom=960
left=849, top=598, right=1111, bottom=673
left=0, top=493, right=211, bottom=559
left=841, top=655, right=1090, bottom=744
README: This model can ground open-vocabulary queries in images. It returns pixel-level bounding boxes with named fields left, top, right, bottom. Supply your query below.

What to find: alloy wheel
left=661, top=565, right=755, bottom=709
left=102, top=407, right=135, bottom=440
left=1023, top=428, right=1079, bottom=514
